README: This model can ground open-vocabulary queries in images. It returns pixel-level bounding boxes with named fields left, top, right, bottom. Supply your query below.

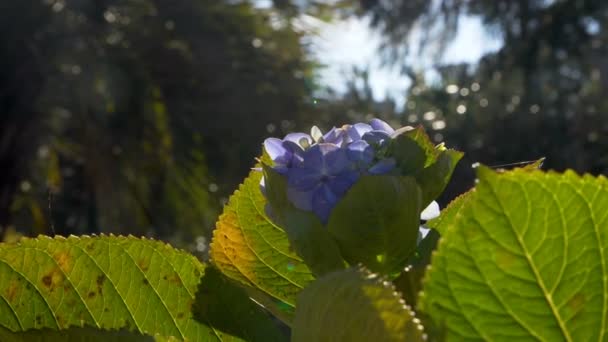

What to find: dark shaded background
left=1, top=0, right=607, bottom=253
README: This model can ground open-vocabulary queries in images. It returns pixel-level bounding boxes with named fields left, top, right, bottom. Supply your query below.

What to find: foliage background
left=1, top=0, right=607, bottom=252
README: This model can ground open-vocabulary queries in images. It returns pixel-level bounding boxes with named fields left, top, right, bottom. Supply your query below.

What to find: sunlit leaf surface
left=210, top=168, right=314, bottom=320
left=0, top=235, right=225, bottom=341
left=421, top=167, right=608, bottom=341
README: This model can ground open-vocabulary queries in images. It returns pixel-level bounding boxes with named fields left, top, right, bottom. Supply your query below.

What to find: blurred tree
left=347, top=0, right=608, bottom=199
left=0, top=0, right=321, bottom=248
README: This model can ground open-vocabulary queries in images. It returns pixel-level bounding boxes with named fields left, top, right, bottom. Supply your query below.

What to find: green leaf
left=415, top=149, right=463, bottom=207
left=392, top=266, right=426, bottom=311
left=389, top=133, right=427, bottom=175
left=193, top=267, right=288, bottom=342
left=262, top=165, right=345, bottom=277
left=0, top=235, right=226, bottom=341
left=390, top=126, right=462, bottom=208
left=425, top=189, right=473, bottom=235
left=210, top=167, right=314, bottom=322
left=292, top=267, right=426, bottom=342
left=411, top=228, right=441, bottom=268
left=327, top=176, right=421, bottom=275
left=394, top=230, right=440, bottom=309
left=420, top=166, right=608, bottom=341
left=0, top=326, right=153, bottom=342
left=403, top=126, right=440, bottom=167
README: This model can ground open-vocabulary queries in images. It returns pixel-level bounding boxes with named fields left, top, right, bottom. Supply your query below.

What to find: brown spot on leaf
left=35, top=315, right=42, bottom=325
left=53, top=251, right=72, bottom=273
left=567, top=292, right=585, bottom=314
left=6, top=281, right=19, bottom=302
left=42, top=275, right=52, bottom=288
left=96, top=274, right=105, bottom=286
left=96, top=274, right=105, bottom=295
left=137, top=259, right=150, bottom=272
left=168, top=274, right=182, bottom=285
left=88, top=291, right=96, bottom=299
left=41, top=268, right=63, bottom=291
left=177, top=312, right=184, bottom=319
left=142, top=278, right=149, bottom=285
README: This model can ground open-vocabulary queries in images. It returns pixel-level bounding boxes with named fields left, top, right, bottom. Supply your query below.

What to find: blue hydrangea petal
left=322, top=145, right=352, bottom=175
left=287, top=186, right=315, bottom=211
left=346, top=140, right=374, bottom=165
left=264, top=138, right=290, bottom=163
left=284, top=133, right=313, bottom=147
left=362, top=130, right=392, bottom=148
left=287, top=167, right=322, bottom=191
left=369, top=118, right=395, bottom=134
left=312, top=184, right=338, bottom=223
left=323, top=127, right=349, bottom=147
left=282, top=140, right=305, bottom=166
left=346, top=123, right=372, bottom=141
left=368, top=158, right=396, bottom=175
left=327, top=171, right=359, bottom=196
left=299, top=144, right=325, bottom=170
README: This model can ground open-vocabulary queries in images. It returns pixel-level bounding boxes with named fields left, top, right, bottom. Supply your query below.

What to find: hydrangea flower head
left=261, top=119, right=399, bottom=222
left=261, top=118, right=435, bottom=225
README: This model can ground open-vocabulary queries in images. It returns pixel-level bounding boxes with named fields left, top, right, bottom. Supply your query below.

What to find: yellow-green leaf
left=421, top=167, right=608, bottom=341
left=0, top=235, right=224, bottom=341
left=210, top=168, right=314, bottom=322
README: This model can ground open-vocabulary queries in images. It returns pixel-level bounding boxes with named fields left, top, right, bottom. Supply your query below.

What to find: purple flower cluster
left=262, top=119, right=397, bottom=223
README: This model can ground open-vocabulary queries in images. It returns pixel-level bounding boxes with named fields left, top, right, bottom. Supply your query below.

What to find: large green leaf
left=292, top=267, right=426, bottom=342
left=0, top=235, right=225, bottom=341
left=193, top=267, right=288, bottom=342
left=389, top=133, right=427, bottom=175
left=399, top=126, right=440, bottom=167
left=0, top=326, right=153, bottom=342
left=210, top=168, right=314, bottom=322
left=425, top=190, right=473, bottom=235
left=414, top=149, right=463, bottom=208
left=421, top=167, right=608, bottom=341
left=327, top=175, right=421, bottom=275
